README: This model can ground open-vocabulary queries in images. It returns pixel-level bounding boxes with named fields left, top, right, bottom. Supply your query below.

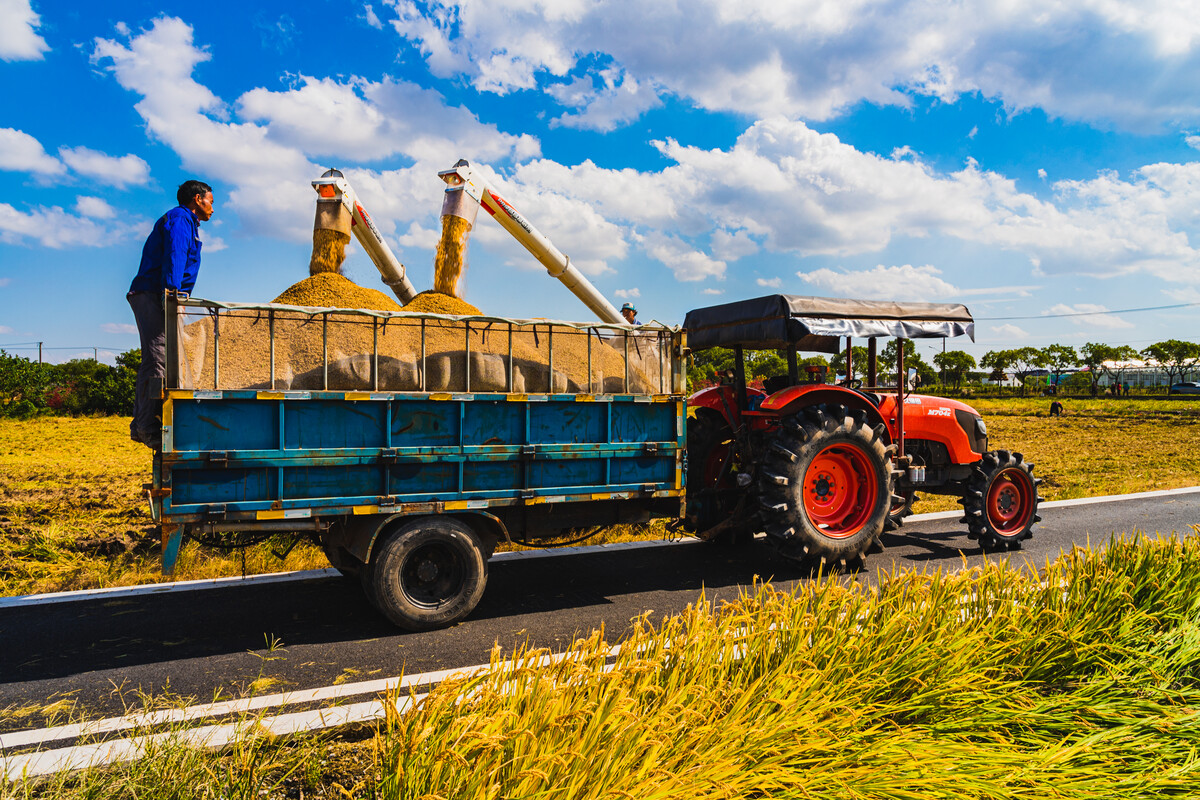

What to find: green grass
left=8, top=534, right=1200, bottom=798
left=1, top=398, right=1197, bottom=596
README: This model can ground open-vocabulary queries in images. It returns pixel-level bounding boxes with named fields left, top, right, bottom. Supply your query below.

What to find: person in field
left=126, top=180, right=214, bottom=448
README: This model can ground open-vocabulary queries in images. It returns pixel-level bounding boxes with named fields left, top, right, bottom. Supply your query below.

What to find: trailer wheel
left=759, top=405, right=892, bottom=565
left=684, top=411, right=748, bottom=545
left=962, top=451, right=1040, bottom=550
left=365, top=517, right=488, bottom=631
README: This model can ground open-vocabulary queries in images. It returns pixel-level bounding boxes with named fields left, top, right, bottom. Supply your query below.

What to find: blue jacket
left=129, top=206, right=202, bottom=296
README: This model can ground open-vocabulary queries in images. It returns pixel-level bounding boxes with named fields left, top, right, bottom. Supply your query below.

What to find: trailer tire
left=365, top=517, right=488, bottom=631
left=962, top=450, right=1040, bottom=550
left=759, top=405, right=892, bottom=566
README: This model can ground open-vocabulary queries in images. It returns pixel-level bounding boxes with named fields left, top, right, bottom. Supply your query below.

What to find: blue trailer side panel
left=160, top=391, right=683, bottom=522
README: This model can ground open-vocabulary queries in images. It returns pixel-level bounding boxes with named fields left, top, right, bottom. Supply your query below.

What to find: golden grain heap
left=177, top=228, right=659, bottom=393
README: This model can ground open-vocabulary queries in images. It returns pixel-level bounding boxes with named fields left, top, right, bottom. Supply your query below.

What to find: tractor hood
left=683, top=294, right=975, bottom=352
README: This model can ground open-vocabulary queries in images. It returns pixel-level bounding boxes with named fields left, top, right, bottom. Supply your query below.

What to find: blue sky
left=2, top=0, right=1199, bottom=366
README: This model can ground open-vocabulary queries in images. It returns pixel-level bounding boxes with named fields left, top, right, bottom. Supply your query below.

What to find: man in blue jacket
left=127, top=180, right=214, bottom=447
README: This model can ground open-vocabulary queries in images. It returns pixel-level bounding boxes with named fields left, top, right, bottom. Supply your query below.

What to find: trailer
left=150, top=293, right=685, bottom=630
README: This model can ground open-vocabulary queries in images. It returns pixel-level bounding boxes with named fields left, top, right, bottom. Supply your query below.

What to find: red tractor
left=681, top=295, right=1041, bottom=565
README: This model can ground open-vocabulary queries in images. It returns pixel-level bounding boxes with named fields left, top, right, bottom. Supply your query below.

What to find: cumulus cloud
left=74, top=196, right=117, bottom=219
left=0, top=0, right=48, bottom=61
left=378, top=0, right=1200, bottom=131
left=640, top=232, right=725, bottom=281
left=91, top=18, right=540, bottom=248
left=0, top=203, right=145, bottom=248
left=101, top=322, right=139, bottom=335
left=756, top=277, right=782, bottom=288
left=1044, top=302, right=1135, bottom=329
left=0, top=128, right=65, bottom=176
left=614, top=287, right=640, bottom=299
left=547, top=67, right=662, bottom=132
left=800, top=264, right=961, bottom=300
left=701, top=288, right=724, bottom=295
left=58, top=147, right=151, bottom=188
left=990, top=323, right=1030, bottom=341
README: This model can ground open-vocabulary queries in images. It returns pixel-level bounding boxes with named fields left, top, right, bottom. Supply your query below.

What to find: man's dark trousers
left=127, top=291, right=165, bottom=443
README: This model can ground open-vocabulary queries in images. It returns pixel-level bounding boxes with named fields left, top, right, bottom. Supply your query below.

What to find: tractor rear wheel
left=961, top=450, right=1041, bottom=550
left=685, top=411, right=749, bottom=544
left=758, top=405, right=893, bottom=566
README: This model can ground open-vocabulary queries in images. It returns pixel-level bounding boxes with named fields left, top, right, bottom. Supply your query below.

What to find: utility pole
left=38, top=342, right=43, bottom=363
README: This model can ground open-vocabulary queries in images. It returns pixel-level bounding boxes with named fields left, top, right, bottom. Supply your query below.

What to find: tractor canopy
left=683, top=294, right=975, bottom=352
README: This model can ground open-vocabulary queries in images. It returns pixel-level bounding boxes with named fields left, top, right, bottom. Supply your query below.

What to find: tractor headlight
left=975, top=417, right=987, bottom=438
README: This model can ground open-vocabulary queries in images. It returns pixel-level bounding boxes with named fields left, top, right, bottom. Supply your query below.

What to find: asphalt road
left=2, top=490, right=1197, bottom=730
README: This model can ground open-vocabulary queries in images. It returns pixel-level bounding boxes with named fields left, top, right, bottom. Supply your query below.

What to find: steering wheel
left=848, top=379, right=863, bottom=389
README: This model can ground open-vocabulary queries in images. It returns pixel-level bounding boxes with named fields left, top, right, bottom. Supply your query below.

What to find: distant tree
left=880, top=339, right=936, bottom=387
left=1079, top=343, right=1111, bottom=396
left=1007, top=347, right=1049, bottom=395
left=980, top=349, right=1015, bottom=388
left=0, top=350, right=51, bottom=417
left=933, top=350, right=976, bottom=390
left=1041, top=344, right=1079, bottom=388
left=1096, top=345, right=1139, bottom=392
left=1141, top=340, right=1200, bottom=390
left=829, top=346, right=870, bottom=381
left=687, top=347, right=790, bottom=392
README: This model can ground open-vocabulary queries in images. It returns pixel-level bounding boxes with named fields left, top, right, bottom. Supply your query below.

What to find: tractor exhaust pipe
left=438, top=160, right=624, bottom=324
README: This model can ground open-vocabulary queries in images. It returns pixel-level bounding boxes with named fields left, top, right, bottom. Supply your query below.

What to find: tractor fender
left=761, top=385, right=890, bottom=440
left=687, top=384, right=767, bottom=429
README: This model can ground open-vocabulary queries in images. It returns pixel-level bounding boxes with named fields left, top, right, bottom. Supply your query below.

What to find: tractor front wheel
left=961, top=450, right=1041, bottom=550
left=758, top=405, right=893, bottom=566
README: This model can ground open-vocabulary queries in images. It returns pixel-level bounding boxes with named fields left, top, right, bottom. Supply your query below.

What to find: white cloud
left=710, top=228, right=758, bottom=261
left=91, top=18, right=540, bottom=248
left=0, top=0, right=48, bottom=61
left=58, top=147, right=151, bottom=188
left=990, top=323, right=1029, bottom=341
left=968, top=126, right=978, bottom=139
left=547, top=68, right=662, bottom=133
left=0, top=128, right=64, bottom=176
left=701, top=288, right=724, bottom=295
left=756, top=277, right=782, bottom=288
left=101, top=322, right=139, bottom=335
left=1038, top=168, right=1047, bottom=179
left=364, top=4, right=384, bottom=29
left=1044, top=302, right=1135, bottom=329
left=0, top=203, right=145, bottom=248
left=0, top=277, right=11, bottom=287
left=800, top=264, right=959, bottom=300
left=641, top=232, right=725, bottom=281
left=379, top=0, right=1200, bottom=131
left=1188, top=135, right=1200, bottom=151
left=614, top=287, right=640, bottom=299
left=74, top=196, right=117, bottom=219
left=0, top=325, right=13, bottom=334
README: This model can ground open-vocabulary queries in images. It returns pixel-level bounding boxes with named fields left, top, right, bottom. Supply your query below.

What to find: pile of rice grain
left=180, top=274, right=657, bottom=393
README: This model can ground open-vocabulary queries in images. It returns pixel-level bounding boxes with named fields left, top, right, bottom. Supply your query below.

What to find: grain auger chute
left=438, top=159, right=625, bottom=324
left=311, top=168, right=419, bottom=304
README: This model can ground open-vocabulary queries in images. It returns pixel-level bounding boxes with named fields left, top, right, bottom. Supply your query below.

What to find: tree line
left=688, top=339, right=1200, bottom=395
left=0, top=349, right=139, bottom=418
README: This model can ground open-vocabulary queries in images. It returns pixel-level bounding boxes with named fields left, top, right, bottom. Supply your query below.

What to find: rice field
left=0, top=397, right=1196, bottom=597
left=8, top=534, right=1200, bottom=798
